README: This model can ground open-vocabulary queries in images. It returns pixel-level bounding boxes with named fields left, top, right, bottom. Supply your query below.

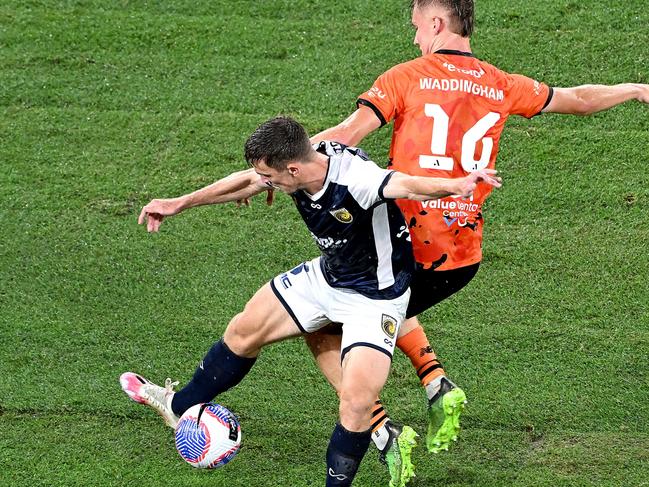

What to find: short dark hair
left=411, top=0, right=474, bottom=37
left=244, top=116, right=313, bottom=170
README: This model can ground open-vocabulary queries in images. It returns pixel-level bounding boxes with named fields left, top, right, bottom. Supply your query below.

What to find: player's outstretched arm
left=543, top=83, right=649, bottom=115
left=310, top=106, right=382, bottom=146
left=383, top=169, right=502, bottom=201
left=138, top=169, right=268, bottom=233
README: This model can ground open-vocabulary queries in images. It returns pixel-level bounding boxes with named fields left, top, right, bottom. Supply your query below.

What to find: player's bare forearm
left=403, top=177, right=464, bottom=201
left=310, top=125, right=352, bottom=145
left=310, top=107, right=381, bottom=146
left=545, top=84, right=649, bottom=115
left=383, top=170, right=502, bottom=201
left=179, top=169, right=266, bottom=209
left=138, top=169, right=267, bottom=232
left=383, top=173, right=460, bottom=201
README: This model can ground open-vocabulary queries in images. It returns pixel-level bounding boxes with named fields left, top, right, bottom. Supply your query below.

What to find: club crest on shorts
left=381, top=314, right=397, bottom=339
left=329, top=208, right=353, bottom=224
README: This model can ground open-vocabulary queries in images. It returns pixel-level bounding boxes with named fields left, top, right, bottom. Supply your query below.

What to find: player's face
left=254, top=160, right=300, bottom=193
left=411, top=6, right=439, bottom=55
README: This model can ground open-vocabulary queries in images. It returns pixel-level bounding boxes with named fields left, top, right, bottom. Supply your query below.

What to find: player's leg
left=304, top=327, right=417, bottom=487
left=397, top=316, right=447, bottom=405
left=171, top=282, right=302, bottom=413
left=120, top=282, right=302, bottom=427
left=326, top=345, right=392, bottom=487
left=325, top=289, right=416, bottom=487
left=399, top=263, right=479, bottom=452
left=305, top=326, right=343, bottom=394
left=397, top=316, right=466, bottom=452
left=304, top=329, right=403, bottom=437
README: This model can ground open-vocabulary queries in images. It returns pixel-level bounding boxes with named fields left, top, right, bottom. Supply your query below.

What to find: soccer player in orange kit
left=304, top=1, right=649, bottom=484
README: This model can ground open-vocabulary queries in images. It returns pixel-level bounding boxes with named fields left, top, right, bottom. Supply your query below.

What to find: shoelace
left=142, top=378, right=178, bottom=409
left=164, top=378, right=179, bottom=392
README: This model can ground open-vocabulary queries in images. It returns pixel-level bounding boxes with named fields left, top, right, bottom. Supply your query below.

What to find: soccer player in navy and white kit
left=121, top=116, right=501, bottom=486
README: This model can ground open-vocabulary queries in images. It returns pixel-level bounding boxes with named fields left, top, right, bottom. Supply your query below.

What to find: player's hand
left=637, top=84, right=649, bottom=104
left=235, top=198, right=250, bottom=208
left=265, top=189, right=275, bottom=206
left=138, top=198, right=184, bottom=233
left=457, top=169, right=502, bottom=198
left=235, top=189, right=274, bottom=208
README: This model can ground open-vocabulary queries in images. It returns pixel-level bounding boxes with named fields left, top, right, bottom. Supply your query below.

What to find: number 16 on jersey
left=419, top=103, right=500, bottom=173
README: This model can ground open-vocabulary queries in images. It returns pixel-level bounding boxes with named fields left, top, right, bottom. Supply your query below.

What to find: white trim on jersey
left=341, top=155, right=391, bottom=210
left=305, top=174, right=331, bottom=201
left=317, top=143, right=391, bottom=210
left=372, top=204, right=395, bottom=290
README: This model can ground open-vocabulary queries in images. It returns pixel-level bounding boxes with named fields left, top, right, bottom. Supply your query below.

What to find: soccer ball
left=174, top=403, right=242, bottom=468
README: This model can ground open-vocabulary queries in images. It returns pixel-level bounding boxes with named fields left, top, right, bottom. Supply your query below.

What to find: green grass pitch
left=1, top=1, right=648, bottom=485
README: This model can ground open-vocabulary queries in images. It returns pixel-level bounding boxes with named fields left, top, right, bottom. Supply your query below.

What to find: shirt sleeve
left=505, top=73, right=553, bottom=118
left=343, top=155, right=394, bottom=209
left=356, top=66, right=405, bottom=127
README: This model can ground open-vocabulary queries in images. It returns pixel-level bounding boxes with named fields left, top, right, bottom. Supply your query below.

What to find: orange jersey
left=358, top=50, right=552, bottom=270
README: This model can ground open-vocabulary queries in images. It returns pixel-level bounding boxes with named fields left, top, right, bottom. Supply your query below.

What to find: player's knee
left=223, top=312, right=264, bottom=356
left=338, top=389, right=373, bottom=430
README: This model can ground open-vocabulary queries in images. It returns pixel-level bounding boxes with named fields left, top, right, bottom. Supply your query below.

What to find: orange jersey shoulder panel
left=358, top=52, right=551, bottom=270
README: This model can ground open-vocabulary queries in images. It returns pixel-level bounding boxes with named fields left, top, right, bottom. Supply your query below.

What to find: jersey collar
left=433, top=49, right=475, bottom=58
left=300, top=147, right=331, bottom=201
left=305, top=158, right=331, bottom=201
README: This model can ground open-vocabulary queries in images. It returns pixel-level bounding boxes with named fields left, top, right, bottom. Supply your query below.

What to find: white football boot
left=120, top=372, right=179, bottom=428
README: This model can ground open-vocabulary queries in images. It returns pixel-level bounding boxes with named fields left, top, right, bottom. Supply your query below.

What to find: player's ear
left=432, top=16, right=441, bottom=34
left=287, top=164, right=300, bottom=176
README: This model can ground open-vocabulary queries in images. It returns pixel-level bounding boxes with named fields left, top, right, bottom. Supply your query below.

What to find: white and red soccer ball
left=174, top=403, right=241, bottom=468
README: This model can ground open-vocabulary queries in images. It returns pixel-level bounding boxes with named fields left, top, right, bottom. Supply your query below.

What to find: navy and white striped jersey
left=291, top=141, right=414, bottom=300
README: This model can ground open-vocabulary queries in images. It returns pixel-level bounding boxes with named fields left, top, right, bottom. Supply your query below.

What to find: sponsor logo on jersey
left=330, top=207, right=353, bottom=223
left=368, top=86, right=387, bottom=99
left=396, top=224, right=411, bottom=241
left=381, top=314, right=397, bottom=339
left=442, top=62, right=485, bottom=78
left=443, top=216, right=458, bottom=227
left=420, top=198, right=482, bottom=229
left=310, top=232, right=348, bottom=249
left=421, top=198, right=480, bottom=215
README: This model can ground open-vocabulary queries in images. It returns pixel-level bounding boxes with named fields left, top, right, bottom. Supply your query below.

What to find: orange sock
left=397, top=326, right=445, bottom=387
left=370, top=399, right=388, bottom=433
